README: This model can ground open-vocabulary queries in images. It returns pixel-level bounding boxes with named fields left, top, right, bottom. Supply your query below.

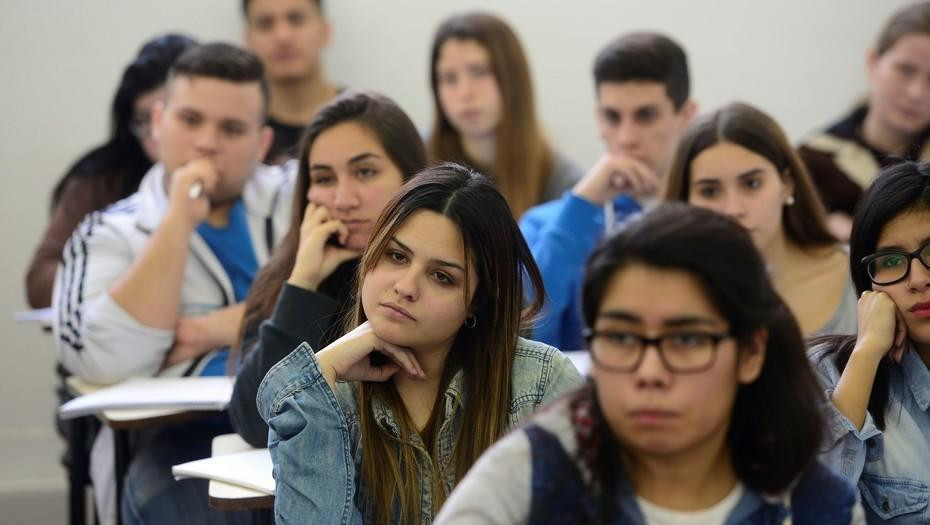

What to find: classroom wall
left=0, top=0, right=915, bottom=510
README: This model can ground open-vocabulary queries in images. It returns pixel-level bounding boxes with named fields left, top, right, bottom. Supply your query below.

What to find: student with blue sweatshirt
left=520, top=33, right=695, bottom=351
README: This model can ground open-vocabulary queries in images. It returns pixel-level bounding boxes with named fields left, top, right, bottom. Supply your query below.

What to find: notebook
left=173, top=448, right=275, bottom=495
left=59, top=376, right=234, bottom=419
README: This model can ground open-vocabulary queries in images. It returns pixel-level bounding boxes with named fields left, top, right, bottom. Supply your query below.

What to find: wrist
left=571, top=186, right=608, bottom=206
left=287, top=273, right=319, bottom=292
left=850, top=341, right=887, bottom=366
left=164, top=206, right=198, bottom=232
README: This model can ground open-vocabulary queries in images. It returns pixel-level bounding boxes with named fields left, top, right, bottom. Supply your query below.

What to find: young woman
left=257, top=164, right=582, bottom=524
left=810, top=161, right=930, bottom=523
left=228, top=90, right=427, bottom=448
left=435, top=203, right=863, bottom=524
left=800, top=2, right=930, bottom=240
left=24, top=33, right=197, bottom=308
left=664, top=102, right=856, bottom=337
left=427, top=13, right=581, bottom=217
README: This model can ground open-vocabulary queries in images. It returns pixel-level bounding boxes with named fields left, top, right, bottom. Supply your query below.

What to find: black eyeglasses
left=582, top=329, right=731, bottom=373
left=861, top=240, right=930, bottom=285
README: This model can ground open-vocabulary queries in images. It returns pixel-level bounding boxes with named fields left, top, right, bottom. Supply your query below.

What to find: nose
left=907, top=255, right=930, bottom=291
left=193, top=124, right=219, bottom=158
left=271, top=19, right=293, bottom=43
left=615, top=120, right=641, bottom=152
left=332, top=179, right=361, bottom=212
left=720, top=190, right=746, bottom=221
left=393, top=267, right=419, bottom=302
left=633, top=343, right=672, bottom=388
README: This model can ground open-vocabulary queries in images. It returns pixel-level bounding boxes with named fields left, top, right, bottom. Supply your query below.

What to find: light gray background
left=0, top=0, right=915, bottom=514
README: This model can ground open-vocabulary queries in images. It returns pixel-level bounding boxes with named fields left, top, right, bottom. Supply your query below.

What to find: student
left=228, top=90, right=427, bottom=448
left=244, top=0, right=340, bottom=164
left=52, top=43, right=292, bottom=524
left=257, top=164, right=583, bottom=524
left=25, top=33, right=197, bottom=309
left=435, top=204, right=864, bottom=524
left=427, top=13, right=581, bottom=217
left=665, top=102, right=856, bottom=337
left=810, top=161, right=930, bottom=523
left=800, top=2, right=930, bottom=241
left=520, top=32, right=696, bottom=351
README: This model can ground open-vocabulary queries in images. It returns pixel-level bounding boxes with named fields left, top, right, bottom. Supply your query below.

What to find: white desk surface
left=65, top=376, right=188, bottom=423
left=208, top=433, right=272, bottom=501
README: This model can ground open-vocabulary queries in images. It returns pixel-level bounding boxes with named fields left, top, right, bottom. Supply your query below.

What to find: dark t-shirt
left=265, top=118, right=306, bottom=165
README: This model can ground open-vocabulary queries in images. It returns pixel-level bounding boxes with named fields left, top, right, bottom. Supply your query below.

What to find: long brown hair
left=664, top=102, right=836, bottom=249
left=231, top=91, right=426, bottom=365
left=427, top=13, right=554, bottom=218
left=353, top=163, right=545, bottom=524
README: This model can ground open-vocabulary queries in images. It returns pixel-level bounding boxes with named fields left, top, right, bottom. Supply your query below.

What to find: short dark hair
left=241, top=0, right=322, bottom=15
left=593, top=32, right=690, bottom=110
left=168, top=42, right=269, bottom=118
left=581, top=203, right=824, bottom=499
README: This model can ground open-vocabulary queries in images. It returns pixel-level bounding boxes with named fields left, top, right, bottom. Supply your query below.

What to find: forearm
left=831, top=348, right=881, bottom=430
left=108, top=212, right=192, bottom=329
left=199, top=303, right=245, bottom=348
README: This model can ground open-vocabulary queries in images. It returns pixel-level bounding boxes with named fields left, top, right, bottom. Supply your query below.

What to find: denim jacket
left=811, top=343, right=930, bottom=523
left=257, top=336, right=583, bottom=524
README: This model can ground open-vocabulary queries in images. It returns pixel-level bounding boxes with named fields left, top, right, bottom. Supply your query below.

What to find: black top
left=229, top=259, right=358, bottom=448
left=265, top=118, right=306, bottom=165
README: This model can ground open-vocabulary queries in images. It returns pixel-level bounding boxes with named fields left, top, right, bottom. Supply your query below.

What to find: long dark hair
left=577, top=203, right=824, bottom=518
left=234, top=91, right=426, bottom=361
left=426, top=12, right=554, bottom=218
left=664, top=102, right=836, bottom=249
left=812, top=161, right=930, bottom=430
left=51, top=33, right=197, bottom=210
left=353, top=163, right=546, bottom=524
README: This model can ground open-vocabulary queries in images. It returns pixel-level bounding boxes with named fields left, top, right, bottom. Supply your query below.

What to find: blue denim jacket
left=257, top=337, right=583, bottom=524
left=811, top=343, right=930, bottom=523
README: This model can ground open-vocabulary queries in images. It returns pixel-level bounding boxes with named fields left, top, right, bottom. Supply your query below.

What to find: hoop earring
left=785, top=195, right=795, bottom=206
left=464, top=315, right=477, bottom=328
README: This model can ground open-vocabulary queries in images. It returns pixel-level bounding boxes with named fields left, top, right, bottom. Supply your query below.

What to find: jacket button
left=883, top=498, right=890, bottom=512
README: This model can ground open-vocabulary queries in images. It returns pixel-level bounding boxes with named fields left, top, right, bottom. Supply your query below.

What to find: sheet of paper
left=58, top=376, right=234, bottom=419
left=173, top=448, right=275, bottom=495
left=12, top=307, right=54, bottom=325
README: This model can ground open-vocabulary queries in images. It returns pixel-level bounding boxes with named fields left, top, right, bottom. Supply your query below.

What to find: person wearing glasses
left=435, top=203, right=864, bottom=524
left=810, top=161, right=930, bottom=523
left=24, top=33, right=197, bottom=309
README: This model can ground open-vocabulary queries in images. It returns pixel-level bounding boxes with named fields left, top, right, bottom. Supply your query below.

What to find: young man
left=520, top=33, right=696, bottom=351
left=53, top=43, right=293, bottom=524
left=243, top=0, right=340, bottom=163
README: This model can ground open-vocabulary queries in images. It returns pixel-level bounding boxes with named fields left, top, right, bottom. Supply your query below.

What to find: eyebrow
left=693, top=168, right=765, bottom=183
left=390, top=237, right=466, bottom=272
left=348, top=152, right=382, bottom=164
left=876, top=235, right=930, bottom=251
left=597, top=310, right=720, bottom=328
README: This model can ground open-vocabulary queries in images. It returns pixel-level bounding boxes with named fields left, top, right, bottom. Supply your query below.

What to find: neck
left=392, top=340, right=454, bottom=431
left=862, top=109, right=915, bottom=156
left=462, top=134, right=497, bottom=168
left=205, top=202, right=234, bottom=227
left=760, top=228, right=793, bottom=282
left=268, top=70, right=335, bottom=126
left=629, top=431, right=737, bottom=511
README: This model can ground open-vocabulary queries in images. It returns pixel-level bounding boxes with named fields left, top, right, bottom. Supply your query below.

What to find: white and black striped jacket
left=52, top=161, right=294, bottom=384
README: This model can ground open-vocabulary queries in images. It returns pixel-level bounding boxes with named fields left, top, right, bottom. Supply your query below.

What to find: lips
left=909, top=301, right=930, bottom=318
left=341, top=220, right=370, bottom=232
left=627, top=409, right=677, bottom=426
left=380, top=302, right=416, bottom=321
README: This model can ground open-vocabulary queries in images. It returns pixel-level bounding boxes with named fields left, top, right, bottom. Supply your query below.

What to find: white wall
left=0, top=0, right=915, bottom=505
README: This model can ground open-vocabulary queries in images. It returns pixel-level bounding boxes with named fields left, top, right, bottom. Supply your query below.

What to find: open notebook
left=59, top=376, right=234, bottom=419
left=173, top=448, right=275, bottom=495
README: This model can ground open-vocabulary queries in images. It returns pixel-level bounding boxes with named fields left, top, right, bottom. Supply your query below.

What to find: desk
left=205, top=434, right=274, bottom=512
left=564, top=350, right=590, bottom=375
left=13, top=307, right=54, bottom=332
left=65, top=377, right=221, bottom=525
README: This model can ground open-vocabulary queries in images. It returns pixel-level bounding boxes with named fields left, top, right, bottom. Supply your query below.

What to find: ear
left=780, top=168, right=795, bottom=201
left=257, top=125, right=274, bottom=163
left=677, top=98, right=698, bottom=130
left=151, top=100, right=165, bottom=144
left=736, top=328, right=767, bottom=384
left=866, top=47, right=879, bottom=83
left=321, top=18, right=332, bottom=48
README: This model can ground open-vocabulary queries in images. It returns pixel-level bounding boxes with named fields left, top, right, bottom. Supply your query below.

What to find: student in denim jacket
left=258, top=164, right=583, bottom=524
left=436, top=204, right=864, bottom=524
left=811, top=161, right=930, bottom=523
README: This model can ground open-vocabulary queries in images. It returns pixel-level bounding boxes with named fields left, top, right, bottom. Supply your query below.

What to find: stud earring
left=785, top=195, right=795, bottom=206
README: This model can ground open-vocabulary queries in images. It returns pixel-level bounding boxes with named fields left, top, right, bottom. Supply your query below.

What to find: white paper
left=564, top=350, right=590, bottom=375
left=12, top=307, right=54, bottom=325
left=58, top=376, right=234, bottom=419
left=172, top=449, right=275, bottom=495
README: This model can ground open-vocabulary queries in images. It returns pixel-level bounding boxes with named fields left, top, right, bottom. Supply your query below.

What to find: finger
left=379, top=343, right=425, bottom=379
left=305, top=203, right=331, bottom=230
left=894, top=309, right=908, bottom=351
left=624, top=160, right=658, bottom=194
left=314, top=219, right=349, bottom=247
left=365, top=362, right=400, bottom=382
